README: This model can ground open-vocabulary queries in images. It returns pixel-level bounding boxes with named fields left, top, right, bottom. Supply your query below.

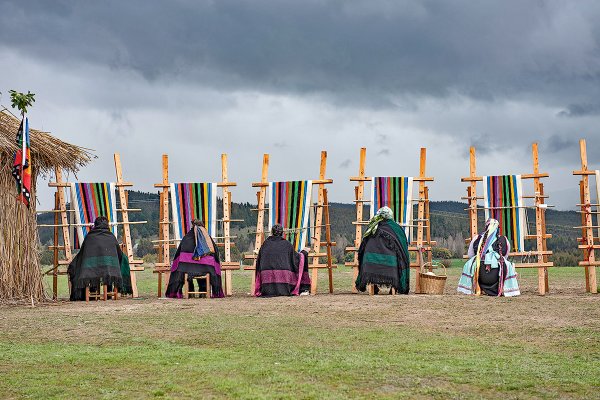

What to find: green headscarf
left=364, top=206, right=394, bottom=237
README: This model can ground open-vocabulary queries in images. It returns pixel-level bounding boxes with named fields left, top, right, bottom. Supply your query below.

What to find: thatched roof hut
left=0, top=108, right=92, bottom=302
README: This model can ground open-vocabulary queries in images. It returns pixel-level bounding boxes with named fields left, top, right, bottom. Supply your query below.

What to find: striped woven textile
left=483, top=175, right=526, bottom=252
left=370, top=177, right=414, bottom=237
left=70, top=182, right=118, bottom=245
left=170, top=183, right=217, bottom=240
left=268, top=180, right=313, bottom=252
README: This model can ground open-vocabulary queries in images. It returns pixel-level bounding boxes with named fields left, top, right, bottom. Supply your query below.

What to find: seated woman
left=254, top=224, right=310, bottom=296
left=67, top=216, right=132, bottom=301
left=356, top=206, right=410, bottom=294
left=458, top=218, right=520, bottom=297
left=166, top=219, right=224, bottom=298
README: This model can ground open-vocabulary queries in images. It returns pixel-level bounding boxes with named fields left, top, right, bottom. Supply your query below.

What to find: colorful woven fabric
left=370, top=177, right=414, bottom=237
left=483, top=175, right=526, bottom=252
left=268, top=180, right=313, bottom=252
left=170, top=183, right=217, bottom=240
left=70, top=182, right=118, bottom=245
left=11, top=118, right=32, bottom=207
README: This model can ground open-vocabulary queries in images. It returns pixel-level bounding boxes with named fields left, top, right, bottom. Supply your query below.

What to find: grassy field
left=0, top=264, right=599, bottom=399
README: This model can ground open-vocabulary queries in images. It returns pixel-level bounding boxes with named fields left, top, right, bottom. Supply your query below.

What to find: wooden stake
left=349, top=148, right=367, bottom=292
left=114, top=153, right=139, bottom=297
left=310, top=151, right=328, bottom=295
left=323, top=189, right=334, bottom=294
left=221, top=153, right=235, bottom=296
left=414, top=148, right=427, bottom=294
left=52, top=192, right=59, bottom=300
left=575, top=139, right=598, bottom=293
left=468, top=146, right=478, bottom=239
left=158, top=154, right=170, bottom=297
left=250, top=154, right=269, bottom=293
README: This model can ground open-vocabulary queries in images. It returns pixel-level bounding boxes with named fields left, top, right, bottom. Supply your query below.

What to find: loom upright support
left=153, top=153, right=242, bottom=297
left=44, top=154, right=145, bottom=299
left=573, top=139, right=598, bottom=293
left=346, top=147, right=434, bottom=294
left=246, top=151, right=335, bottom=295
left=461, top=144, right=553, bottom=295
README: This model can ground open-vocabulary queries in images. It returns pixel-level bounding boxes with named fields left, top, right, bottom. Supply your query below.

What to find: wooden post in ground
left=154, top=154, right=171, bottom=297
left=462, top=144, right=553, bottom=295
left=247, top=154, right=269, bottom=293
left=323, top=189, right=335, bottom=294
left=49, top=168, right=73, bottom=299
left=425, top=187, right=433, bottom=265
left=52, top=192, right=59, bottom=300
left=414, top=148, right=427, bottom=293
left=219, top=153, right=241, bottom=296
left=310, top=151, right=328, bottom=295
left=531, top=143, right=547, bottom=295
left=346, top=147, right=367, bottom=293
left=573, top=139, right=598, bottom=293
left=114, top=153, right=143, bottom=297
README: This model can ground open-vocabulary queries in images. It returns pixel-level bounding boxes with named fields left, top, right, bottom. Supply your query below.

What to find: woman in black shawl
left=67, top=216, right=132, bottom=301
left=356, top=206, right=410, bottom=294
left=254, top=224, right=311, bottom=297
left=165, top=219, right=224, bottom=298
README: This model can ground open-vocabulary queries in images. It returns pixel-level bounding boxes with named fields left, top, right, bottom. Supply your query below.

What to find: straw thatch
left=0, top=108, right=93, bottom=302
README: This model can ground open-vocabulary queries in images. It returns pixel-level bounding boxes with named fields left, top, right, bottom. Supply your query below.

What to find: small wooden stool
left=367, top=284, right=396, bottom=296
left=85, top=284, right=118, bottom=302
left=183, top=274, right=211, bottom=299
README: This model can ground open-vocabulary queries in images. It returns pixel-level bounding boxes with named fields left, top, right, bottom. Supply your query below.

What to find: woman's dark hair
left=94, top=216, right=109, bottom=229
left=192, top=219, right=205, bottom=227
left=271, top=224, right=284, bottom=237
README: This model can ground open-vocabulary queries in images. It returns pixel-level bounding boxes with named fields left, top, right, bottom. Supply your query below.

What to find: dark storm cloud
left=2, top=0, right=600, bottom=110
left=1, top=0, right=599, bottom=209
left=557, top=104, right=600, bottom=118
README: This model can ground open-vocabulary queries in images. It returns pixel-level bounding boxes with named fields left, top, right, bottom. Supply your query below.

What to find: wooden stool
left=183, top=274, right=211, bottom=299
left=85, top=284, right=118, bottom=302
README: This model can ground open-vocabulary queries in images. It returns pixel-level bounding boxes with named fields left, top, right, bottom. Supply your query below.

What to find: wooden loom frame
left=573, top=139, right=598, bottom=293
left=244, top=151, right=336, bottom=295
left=153, top=153, right=241, bottom=297
left=345, top=147, right=434, bottom=294
left=461, top=143, right=553, bottom=295
left=41, top=153, right=146, bottom=299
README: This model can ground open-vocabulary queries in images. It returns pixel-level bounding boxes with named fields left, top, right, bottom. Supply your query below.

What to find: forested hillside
left=37, top=191, right=581, bottom=266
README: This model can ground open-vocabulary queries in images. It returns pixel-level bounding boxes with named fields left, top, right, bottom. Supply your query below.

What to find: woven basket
left=419, top=262, right=447, bottom=295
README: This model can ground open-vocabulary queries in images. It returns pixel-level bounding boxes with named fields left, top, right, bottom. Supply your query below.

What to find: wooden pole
left=158, top=154, right=170, bottom=297
left=576, top=139, right=598, bottom=293
left=251, top=154, right=269, bottom=293
left=532, top=143, right=547, bottom=295
left=310, top=151, right=328, bottom=295
left=323, top=189, right=334, bottom=294
left=52, top=192, right=59, bottom=300
left=414, top=148, right=427, bottom=293
left=580, top=181, right=591, bottom=292
left=114, top=153, right=139, bottom=297
left=348, top=147, right=366, bottom=293
left=468, top=147, right=478, bottom=239
left=425, top=186, right=433, bottom=265
left=221, top=153, right=234, bottom=296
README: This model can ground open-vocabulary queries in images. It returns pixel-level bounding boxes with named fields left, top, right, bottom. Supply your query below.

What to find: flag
left=12, top=117, right=32, bottom=207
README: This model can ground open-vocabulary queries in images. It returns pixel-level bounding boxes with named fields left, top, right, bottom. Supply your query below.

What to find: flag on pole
left=12, top=117, right=32, bottom=207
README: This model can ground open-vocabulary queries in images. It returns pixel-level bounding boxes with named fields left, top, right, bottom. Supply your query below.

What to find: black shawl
left=255, top=236, right=310, bottom=296
left=356, top=219, right=410, bottom=294
left=67, top=227, right=132, bottom=301
left=165, top=227, right=224, bottom=298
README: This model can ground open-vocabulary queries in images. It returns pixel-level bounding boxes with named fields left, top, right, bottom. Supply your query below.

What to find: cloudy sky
left=1, top=0, right=599, bottom=210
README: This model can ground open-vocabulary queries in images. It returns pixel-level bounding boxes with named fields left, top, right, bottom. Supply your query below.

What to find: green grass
left=1, top=263, right=597, bottom=399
